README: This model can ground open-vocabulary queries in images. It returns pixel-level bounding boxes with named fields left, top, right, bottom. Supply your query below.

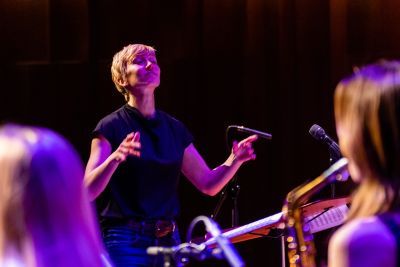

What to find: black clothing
left=93, top=104, right=193, bottom=220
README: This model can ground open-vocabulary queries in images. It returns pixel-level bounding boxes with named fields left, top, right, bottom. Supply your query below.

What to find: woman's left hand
left=231, top=134, right=258, bottom=164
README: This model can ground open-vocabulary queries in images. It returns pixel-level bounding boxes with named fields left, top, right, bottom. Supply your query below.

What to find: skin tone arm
left=85, top=132, right=257, bottom=200
left=181, top=135, right=258, bottom=196
left=84, top=132, right=141, bottom=201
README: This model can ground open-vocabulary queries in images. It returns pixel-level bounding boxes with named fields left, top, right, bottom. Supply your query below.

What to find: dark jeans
left=102, top=224, right=181, bottom=267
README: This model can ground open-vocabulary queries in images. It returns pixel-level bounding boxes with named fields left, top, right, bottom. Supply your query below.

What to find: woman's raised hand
left=231, top=134, right=258, bottom=164
left=112, top=132, right=141, bottom=163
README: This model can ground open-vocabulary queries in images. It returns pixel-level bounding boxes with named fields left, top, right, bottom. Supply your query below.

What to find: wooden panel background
left=1, top=0, right=400, bottom=265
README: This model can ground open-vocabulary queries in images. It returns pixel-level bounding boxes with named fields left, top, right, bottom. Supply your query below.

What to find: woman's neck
left=127, top=93, right=156, bottom=118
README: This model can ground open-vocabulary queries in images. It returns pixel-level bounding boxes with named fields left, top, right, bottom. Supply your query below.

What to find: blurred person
left=328, top=60, right=400, bottom=267
left=84, top=44, right=257, bottom=266
left=0, top=124, right=111, bottom=267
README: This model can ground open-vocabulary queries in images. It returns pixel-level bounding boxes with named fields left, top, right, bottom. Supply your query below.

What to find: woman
left=0, top=124, right=110, bottom=267
left=84, top=44, right=257, bottom=266
left=328, top=60, right=400, bottom=267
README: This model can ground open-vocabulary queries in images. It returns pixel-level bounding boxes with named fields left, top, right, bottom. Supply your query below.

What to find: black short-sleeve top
left=93, top=104, right=193, bottom=220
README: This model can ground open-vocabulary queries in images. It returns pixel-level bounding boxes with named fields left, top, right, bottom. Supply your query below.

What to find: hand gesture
left=111, top=132, right=141, bottom=163
left=231, top=134, right=258, bottom=164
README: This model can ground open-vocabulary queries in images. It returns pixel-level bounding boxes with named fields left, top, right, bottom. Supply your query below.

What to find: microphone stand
left=212, top=125, right=271, bottom=226
left=211, top=127, right=241, bottom=227
left=328, top=147, right=341, bottom=198
left=231, top=178, right=240, bottom=227
left=211, top=176, right=241, bottom=227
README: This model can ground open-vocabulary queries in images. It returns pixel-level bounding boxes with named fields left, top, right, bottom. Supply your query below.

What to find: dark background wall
left=1, top=0, right=400, bottom=266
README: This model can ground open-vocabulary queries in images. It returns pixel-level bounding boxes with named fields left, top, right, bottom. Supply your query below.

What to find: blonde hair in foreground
left=0, top=124, right=106, bottom=267
left=334, top=60, right=400, bottom=220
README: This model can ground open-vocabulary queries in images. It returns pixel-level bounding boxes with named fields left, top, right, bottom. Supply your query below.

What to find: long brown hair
left=0, top=124, right=108, bottom=266
left=334, top=60, right=400, bottom=220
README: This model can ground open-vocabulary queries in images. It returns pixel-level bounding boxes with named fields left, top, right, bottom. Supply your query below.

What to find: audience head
left=334, top=60, right=400, bottom=219
left=0, top=124, right=106, bottom=267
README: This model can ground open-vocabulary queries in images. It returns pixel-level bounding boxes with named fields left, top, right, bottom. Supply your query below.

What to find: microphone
left=228, top=125, right=272, bottom=140
left=207, top=220, right=245, bottom=267
left=309, top=124, right=342, bottom=163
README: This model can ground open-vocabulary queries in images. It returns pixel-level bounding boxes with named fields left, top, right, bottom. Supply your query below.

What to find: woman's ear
left=117, top=78, right=128, bottom=87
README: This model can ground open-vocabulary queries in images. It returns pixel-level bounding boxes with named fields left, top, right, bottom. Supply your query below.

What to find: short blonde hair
left=111, top=44, right=156, bottom=101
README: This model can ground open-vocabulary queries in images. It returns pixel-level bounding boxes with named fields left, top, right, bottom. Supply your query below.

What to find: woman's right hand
left=85, top=133, right=140, bottom=200
left=111, top=132, right=141, bottom=163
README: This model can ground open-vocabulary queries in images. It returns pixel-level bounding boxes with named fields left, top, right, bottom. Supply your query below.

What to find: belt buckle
left=155, top=220, right=175, bottom=238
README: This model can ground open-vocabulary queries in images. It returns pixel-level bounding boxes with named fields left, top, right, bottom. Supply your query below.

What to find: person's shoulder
left=332, top=217, right=394, bottom=248
left=97, top=106, right=125, bottom=125
left=329, top=216, right=396, bottom=267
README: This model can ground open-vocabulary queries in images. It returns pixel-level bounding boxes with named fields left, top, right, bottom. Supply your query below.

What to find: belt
left=103, top=218, right=176, bottom=238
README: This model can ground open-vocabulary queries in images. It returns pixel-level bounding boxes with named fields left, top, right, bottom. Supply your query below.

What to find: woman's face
left=336, top=122, right=363, bottom=183
left=125, top=51, right=160, bottom=94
